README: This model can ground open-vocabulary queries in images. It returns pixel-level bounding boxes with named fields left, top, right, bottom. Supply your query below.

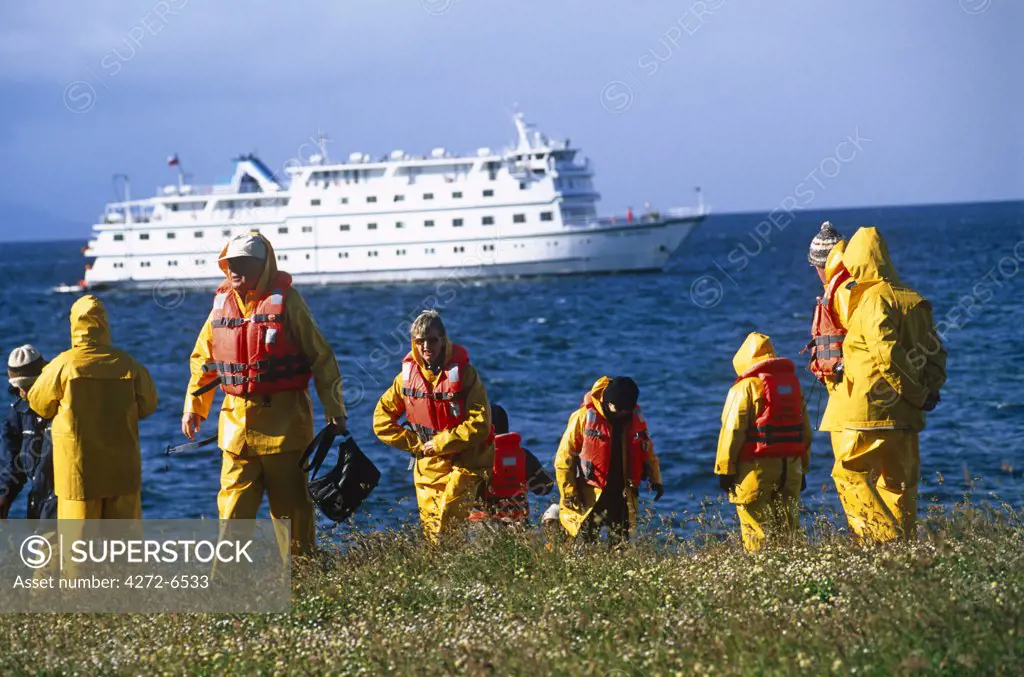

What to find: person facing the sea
left=805, top=221, right=852, bottom=388
left=182, top=232, right=347, bottom=555
left=554, top=376, right=663, bottom=544
left=1, top=345, right=57, bottom=520
left=824, top=226, right=946, bottom=542
left=373, top=310, right=494, bottom=546
left=27, top=296, right=158, bottom=519
left=714, top=333, right=812, bottom=552
left=467, top=404, right=554, bottom=525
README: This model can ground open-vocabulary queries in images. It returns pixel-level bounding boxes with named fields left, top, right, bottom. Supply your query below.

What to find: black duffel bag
left=300, top=424, right=381, bottom=522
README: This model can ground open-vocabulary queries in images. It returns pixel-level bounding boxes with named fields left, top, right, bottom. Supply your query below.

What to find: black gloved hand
left=651, top=483, right=664, bottom=501
left=922, top=391, right=941, bottom=412
left=718, top=474, right=736, bottom=493
left=801, top=475, right=807, bottom=493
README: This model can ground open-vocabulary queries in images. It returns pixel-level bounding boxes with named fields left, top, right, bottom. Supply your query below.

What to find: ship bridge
left=230, top=154, right=282, bottom=193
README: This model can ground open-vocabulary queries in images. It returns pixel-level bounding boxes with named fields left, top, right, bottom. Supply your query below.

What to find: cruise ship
left=80, top=113, right=707, bottom=289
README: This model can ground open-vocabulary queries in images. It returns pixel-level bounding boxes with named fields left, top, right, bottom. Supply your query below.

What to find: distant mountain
left=0, top=202, right=88, bottom=243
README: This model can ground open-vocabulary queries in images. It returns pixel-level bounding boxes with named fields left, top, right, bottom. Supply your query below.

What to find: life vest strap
left=583, top=428, right=607, bottom=440
left=411, top=423, right=435, bottom=442
left=211, top=317, right=248, bottom=329
left=401, top=387, right=457, bottom=402
left=813, top=335, right=845, bottom=346
left=191, top=377, right=222, bottom=397
left=747, top=424, right=804, bottom=444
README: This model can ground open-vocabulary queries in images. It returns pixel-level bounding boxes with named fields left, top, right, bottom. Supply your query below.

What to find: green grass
left=0, top=503, right=1021, bottom=676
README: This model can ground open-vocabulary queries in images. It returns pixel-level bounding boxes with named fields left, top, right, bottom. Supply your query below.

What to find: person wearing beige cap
left=27, top=296, right=159, bottom=519
left=182, top=231, right=347, bottom=555
left=2, top=345, right=57, bottom=519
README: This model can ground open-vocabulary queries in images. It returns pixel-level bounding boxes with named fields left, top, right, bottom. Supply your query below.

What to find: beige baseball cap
left=219, top=232, right=267, bottom=261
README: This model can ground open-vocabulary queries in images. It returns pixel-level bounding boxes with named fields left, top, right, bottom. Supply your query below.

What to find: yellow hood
left=842, top=227, right=901, bottom=284
left=824, top=239, right=847, bottom=282
left=216, top=231, right=280, bottom=294
left=585, top=376, right=611, bottom=418
left=70, top=295, right=112, bottom=348
left=732, top=332, right=777, bottom=376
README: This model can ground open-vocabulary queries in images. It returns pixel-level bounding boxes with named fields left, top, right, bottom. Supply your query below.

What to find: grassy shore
left=0, top=504, right=1021, bottom=676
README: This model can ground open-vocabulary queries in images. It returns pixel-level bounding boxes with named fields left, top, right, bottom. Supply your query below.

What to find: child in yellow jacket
left=714, top=333, right=812, bottom=552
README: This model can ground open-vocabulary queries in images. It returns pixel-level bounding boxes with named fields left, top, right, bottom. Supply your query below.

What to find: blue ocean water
left=2, top=201, right=1022, bottom=532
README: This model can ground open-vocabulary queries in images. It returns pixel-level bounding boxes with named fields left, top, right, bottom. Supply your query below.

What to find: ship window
left=113, top=234, right=124, bottom=241
left=453, top=218, right=464, bottom=227
left=425, top=247, right=435, bottom=254
left=368, top=250, right=378, bottom=257
left=367, top=223, right=378, bottom=230
left=396, top=221, right=405, bottom=229
left=483, top=189, right=494, bottom=198
left=279, top=254, right=288, bottom=261
left=167, top=232, right=176, bottom=239
left=340, top=224, right=350, bottom=231
left=311, top=199, right=321, bottom=206
left=194, top=230, right=204, bottom=238
left=195, top=258, right=206, bottom=266
left=302, top=226, right=312, bottom=233
left=482, top=216, right=494, bottom=226
left=367, top=196, right=377, bottom=203
left=513, top=214, right=526, bottom=224
left=394, top=195, right=405, bottom=202
left=168, top=260, right=178, bottom=266
left=540, top=211, right=553, bottom=222
left=222, top=229, right=231, bottom=237
left=519, top=182, right=527, bottom=190
left=306, top=254, right=311, bottom=260
left=139, top=233, right=149, bottom=240
left=338, top=251, right=349, bottom=259
left=453, top=246, right=465, bottom=253
left=278, top=227, right=289, bottom=234
left=113, top=262, right=123, bottom=269
left=140, top=261, right=151, bottom=267
left=423, top=193, right=434, bottom=200
left=424, top=219, right=435, bottom=227
left=452, top=191, right=463, bottom=199
left=396, top=249, right=407, bottom=256
left=340, top=197, right=349, bottom=204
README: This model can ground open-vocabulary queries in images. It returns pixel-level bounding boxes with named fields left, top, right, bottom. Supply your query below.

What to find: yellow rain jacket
left=184, top=234, right=346, bottom=455
left=827, top=227, right=947, bottom=431
left=27, top=295, right=158, bottom=501
left=554, top=377, right=663, bottom=538
left=373, top=339, right=493, bottom=543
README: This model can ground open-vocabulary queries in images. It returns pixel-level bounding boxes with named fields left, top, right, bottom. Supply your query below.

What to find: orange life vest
left=737, top=357, right=805, bottom=461
left=401, top=344, right=471, bottom=442
left=578, top=393, right=648, bottom=489
left=202, top=271, right=312, bottom=397
left=807, top=268, right=851, bottom=383
left=469, top=431, right=530, bottom=523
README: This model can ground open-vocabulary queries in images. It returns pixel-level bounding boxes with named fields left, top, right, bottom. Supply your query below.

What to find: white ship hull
left=80, top=114, right=707, bottom=291
left=90, top=216, right=701, bottom=290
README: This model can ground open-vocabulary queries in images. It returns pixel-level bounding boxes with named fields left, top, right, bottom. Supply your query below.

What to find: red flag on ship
left=167, top=154, right=180, bottom=166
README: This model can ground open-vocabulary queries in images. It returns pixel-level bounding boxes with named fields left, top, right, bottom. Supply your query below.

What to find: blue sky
left=0, top=0, right=1020, bottom=241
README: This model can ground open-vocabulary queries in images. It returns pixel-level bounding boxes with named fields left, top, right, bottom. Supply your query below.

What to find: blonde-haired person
left=373, top=310, right=494, bottom=545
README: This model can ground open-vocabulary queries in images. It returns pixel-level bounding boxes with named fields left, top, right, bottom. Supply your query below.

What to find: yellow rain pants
left=218, top=449, right=315, bottom=555
left=831, top=429, right=919, bottom=542
left=57, top=492, right=141, bottom=519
